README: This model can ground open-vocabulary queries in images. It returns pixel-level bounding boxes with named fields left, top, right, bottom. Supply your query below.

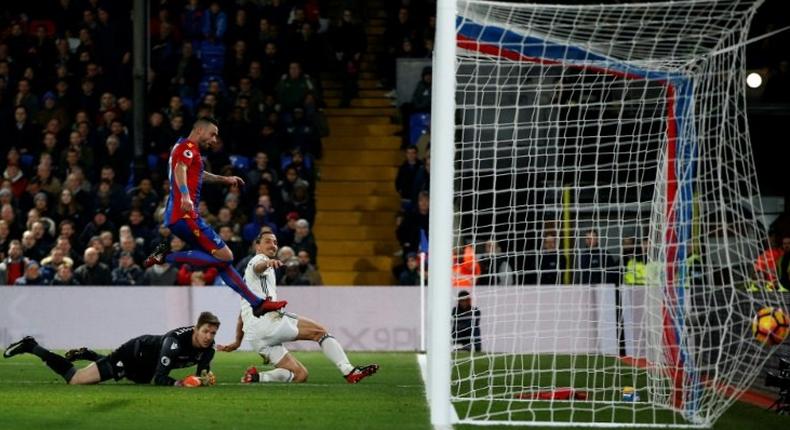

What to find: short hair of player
left=255, top=227, right=275, bottom=244
left=192, top=116, right=219, bottom=130
left=196, top=311, right=221, bottom=329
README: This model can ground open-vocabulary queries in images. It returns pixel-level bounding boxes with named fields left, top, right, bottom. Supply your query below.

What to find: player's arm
left=174, top=162, right=193, bottom=213
left=254, top=258, right=283, bottom=273
left=217, top=313, right=244, bottom=352
left=196, top=348, right=215, bottom=375
left=203, top=171, right=245, bottom=188
left=152, top=337, right=181, bottom=386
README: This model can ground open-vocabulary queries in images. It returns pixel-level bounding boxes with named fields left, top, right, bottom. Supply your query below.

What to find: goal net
left=443, top=0, right=788, bottom=427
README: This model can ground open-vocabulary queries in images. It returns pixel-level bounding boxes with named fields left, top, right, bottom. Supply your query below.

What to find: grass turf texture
left=0, top=350, right=787, bottom=429
left=0, top=351, right=428, bottom=430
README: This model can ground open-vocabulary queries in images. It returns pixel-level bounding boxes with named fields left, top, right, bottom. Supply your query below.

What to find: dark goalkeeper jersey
left=125, top=326, right=215, bottom=386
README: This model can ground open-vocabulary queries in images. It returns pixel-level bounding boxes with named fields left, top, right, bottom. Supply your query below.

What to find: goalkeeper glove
left=177, top=375, right=202, bottom=388
left=198, top=370, right=216, bottom=386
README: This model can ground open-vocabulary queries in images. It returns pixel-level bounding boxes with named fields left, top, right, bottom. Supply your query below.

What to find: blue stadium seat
left=147, top=154, right=160, bottom=171
left=20, top=154, right=34, bottom=169
left=229, top=155, right=250, bottom=171
left=409, top=113, right=431, bottom=146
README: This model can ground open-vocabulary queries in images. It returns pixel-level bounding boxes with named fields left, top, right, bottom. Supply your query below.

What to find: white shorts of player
left=247, top=311, right=299, bottom=365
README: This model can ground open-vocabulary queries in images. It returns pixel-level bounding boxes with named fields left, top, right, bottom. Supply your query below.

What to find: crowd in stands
left=0, top=0, right=374, bottom=287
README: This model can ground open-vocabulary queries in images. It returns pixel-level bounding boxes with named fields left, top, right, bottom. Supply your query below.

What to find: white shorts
left=247, top=311, right=299, bottom=365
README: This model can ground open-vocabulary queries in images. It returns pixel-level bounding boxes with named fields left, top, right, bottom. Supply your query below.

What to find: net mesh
left=449, top=0, right=787, bottom=426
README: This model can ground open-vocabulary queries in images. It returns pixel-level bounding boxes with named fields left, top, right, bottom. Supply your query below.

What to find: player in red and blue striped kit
left=145, top=117, right=286, bottom=317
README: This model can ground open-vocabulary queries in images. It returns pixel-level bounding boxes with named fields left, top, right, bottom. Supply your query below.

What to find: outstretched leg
left=162, top=219, right=285, bottom=316
left=296, top=317, right=379, bottom=383
left=3, top=337, right=98, bottom=384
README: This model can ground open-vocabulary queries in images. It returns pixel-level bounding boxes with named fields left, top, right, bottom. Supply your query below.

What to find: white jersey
left=241, top=253, right=278, bottom=327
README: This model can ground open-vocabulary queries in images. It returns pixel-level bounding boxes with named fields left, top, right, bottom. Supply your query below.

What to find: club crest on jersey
left=183, top=149, right=194, bottom=159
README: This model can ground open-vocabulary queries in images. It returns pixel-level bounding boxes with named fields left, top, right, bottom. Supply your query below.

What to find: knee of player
left=219, top=251, right=234, bottom=263
left=292, top=366, right=309, bottom=383
left=313, top=326, right=329, bottom=342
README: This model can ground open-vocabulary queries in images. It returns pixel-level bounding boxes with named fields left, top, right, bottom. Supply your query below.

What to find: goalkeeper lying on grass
left=3, top=311, right=220, bottom=388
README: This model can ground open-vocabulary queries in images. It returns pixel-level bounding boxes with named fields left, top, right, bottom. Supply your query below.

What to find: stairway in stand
left=315, top=2, right=401, bottom=285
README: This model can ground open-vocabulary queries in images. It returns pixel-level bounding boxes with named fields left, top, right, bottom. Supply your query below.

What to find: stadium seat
left=27, top=19, right=56, bottom=36
left=20, top=154, right=34, bottom=169
left=147, top=154, right=159, bottom=171
left=229, top=155, right=250, bottom=171
left=409, top=113, right=430, bottom=146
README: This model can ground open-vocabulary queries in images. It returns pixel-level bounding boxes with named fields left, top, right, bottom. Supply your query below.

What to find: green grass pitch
left=0, top=350, right=787, bottom=429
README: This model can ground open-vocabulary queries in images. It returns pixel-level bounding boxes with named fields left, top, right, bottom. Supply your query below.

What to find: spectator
left=14, top=260, right=47, bottom=285
left=33, top=162, right=62, bottom=198
left=40, top=247, right=74, bottom=282
left=452, top=290, right=481, bottom=352
left=478, top=240, right=513, bottom=286
left=114, top=234, right=146, bottom=268
left=381, top=7, right=417, bottom=89
left=536, top=235, right=565, bottom=285
left=10, top=105, right=40, bottom=154
left=412, top=152, right=430, bottom=202
left=399, top=252, right=420, bottom=286
left=4, top=164, right=28, bottom=200
left=50, top=263, right=79, bottom=286
left=279, top=165, right=310, bottom=204
left=142, top=261, right=178, bottom=286
left=111, top=251, right=144, bottom=286
left=275, top=62, right=316, bottom=112
left=126, top=209, right=154, bottom=250
left=21, top=230, right=48, bottom=262
left=280, top=257, right=310, bottom=285
left=291, top=219, right=318, bottom=264
left=74, top=247, right=112, bottom=285
left=397, top=191, right=429, bottom=255
left=622, top=237, right=647, bottom=286
left=0, top=220, right=10, bottom=257
left=574, top=229, right=618, bottom=285
left=243, top=203, right=278, bottom=245
left=285, top=182, right=315, bottom=226
left=399, top=66, right=432, bottom=147
left=277, top=245, right=296, bottom=262
left=0, top=240, right=28, bottom=285
left=78, top=209, right=116, bottom=249
left=297, top=250, right=322, bottom=285
left=330, top=9, right=366, bottom=107
left=202, top=1, right=228, bottom=41
left=395, top=145, right=422, bottom=205
left=54, top=188, right=84, bottom=229
left=1, top=203, right=23, bottom=239
left=218, top=224, right=245, bottom=264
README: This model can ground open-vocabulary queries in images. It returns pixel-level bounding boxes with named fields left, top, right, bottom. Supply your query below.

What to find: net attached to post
left=448, top=0, right=787, bottom=427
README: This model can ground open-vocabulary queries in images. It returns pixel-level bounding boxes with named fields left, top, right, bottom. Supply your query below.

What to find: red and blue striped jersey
left=164, top=138, right=203, bottom=224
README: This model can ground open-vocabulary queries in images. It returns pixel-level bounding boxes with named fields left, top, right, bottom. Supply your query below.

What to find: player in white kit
left=218, top=229, right=379, bottom=384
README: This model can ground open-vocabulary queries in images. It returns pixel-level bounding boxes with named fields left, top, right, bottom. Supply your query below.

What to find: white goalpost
left=428, top=0, right=788, bottom=427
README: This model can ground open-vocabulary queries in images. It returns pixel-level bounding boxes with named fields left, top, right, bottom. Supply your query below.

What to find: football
left=752, top=307, right=790, bottom=346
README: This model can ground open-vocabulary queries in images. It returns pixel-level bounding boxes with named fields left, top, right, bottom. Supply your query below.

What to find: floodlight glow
left=746, top=72, right=763, bottom=88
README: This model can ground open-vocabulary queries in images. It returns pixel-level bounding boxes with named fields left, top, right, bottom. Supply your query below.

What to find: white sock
left=259, top=368, right=294, bottom=383
left=319, top=334, right=354, bottom=375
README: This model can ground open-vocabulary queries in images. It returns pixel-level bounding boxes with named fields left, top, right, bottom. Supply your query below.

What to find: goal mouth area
left=451, top=353, right=713, bottom=427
